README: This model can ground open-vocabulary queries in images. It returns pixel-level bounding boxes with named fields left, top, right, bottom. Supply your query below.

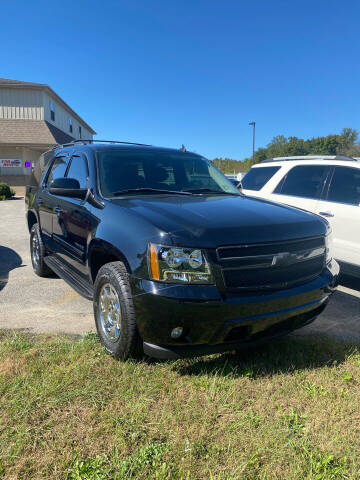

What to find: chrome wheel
left=98, top=283, right=122, bottom=342
left=31, top=232, right=40, bottom=269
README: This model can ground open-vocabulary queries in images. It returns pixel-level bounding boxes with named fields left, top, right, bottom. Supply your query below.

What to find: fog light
left=171, top=326, right=183, bottom=339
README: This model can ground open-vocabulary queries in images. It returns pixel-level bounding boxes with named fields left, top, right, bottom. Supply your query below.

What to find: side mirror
left=49, top=177, right=88, bottom=200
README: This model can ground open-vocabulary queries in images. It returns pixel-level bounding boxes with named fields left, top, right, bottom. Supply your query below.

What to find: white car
left=241, top=156, right=360, bottom=277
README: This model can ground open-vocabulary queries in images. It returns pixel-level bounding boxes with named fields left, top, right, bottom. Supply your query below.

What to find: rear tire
left=93, top=261, right=142, bottom=360
left=30, top=223, right=52, bottom=277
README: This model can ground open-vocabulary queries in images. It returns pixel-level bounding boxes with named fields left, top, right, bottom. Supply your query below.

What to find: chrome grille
left=217, top=237, right=325, bottom=260
left=218, top=236, right=326, bottom=290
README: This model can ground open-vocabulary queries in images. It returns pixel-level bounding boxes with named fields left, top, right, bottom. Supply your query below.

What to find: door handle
left=319, top=211, right=334, bottom=218
left=54, top=207, right=63, bottom=216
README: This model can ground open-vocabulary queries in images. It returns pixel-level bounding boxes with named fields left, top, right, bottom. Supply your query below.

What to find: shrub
left=0, top=182, right=15, bottom=200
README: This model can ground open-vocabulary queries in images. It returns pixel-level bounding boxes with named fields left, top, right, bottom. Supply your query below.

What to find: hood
left=111, top=194, right=327, bottom=248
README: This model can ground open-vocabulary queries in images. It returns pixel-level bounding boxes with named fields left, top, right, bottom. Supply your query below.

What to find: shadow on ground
left=340, top=273, right=360, bottom=292
left=0, top=246, right=23, bottom=291
left=172, top=335, right=358, bottom=378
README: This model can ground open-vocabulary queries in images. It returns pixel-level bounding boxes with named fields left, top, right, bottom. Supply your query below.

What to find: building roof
left=0, top=78, right=45, bottom=87
left=0, top=78, right=96, bottom=134
left=0, top=119, right=75, bottom=146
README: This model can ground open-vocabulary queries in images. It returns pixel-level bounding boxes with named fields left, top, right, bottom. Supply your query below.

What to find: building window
left=50, top=101, right=55, bottom=121
left=79, top=126, right=82, bottom=138
left=69, top=118, right=73, bottom=133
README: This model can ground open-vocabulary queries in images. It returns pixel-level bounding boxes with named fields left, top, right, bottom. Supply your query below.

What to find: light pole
left=249, top=121, right=256, bottom=163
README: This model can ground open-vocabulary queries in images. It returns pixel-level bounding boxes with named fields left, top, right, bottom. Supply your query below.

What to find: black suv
left=26, top=141, right=339, bottom=360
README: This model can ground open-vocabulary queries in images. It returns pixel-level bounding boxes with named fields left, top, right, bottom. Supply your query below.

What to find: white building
left=0, top=78, right=96, bottom=188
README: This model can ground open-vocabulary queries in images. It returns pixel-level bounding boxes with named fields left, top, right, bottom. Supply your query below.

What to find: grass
left=0, top=331, right=360, bottom=479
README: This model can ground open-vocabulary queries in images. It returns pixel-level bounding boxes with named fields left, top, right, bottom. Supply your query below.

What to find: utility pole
left=249, top=121, right=256, bottom=163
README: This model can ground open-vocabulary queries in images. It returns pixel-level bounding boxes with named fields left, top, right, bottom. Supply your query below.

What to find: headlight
left=325, top=230, right=334, bottom=264
left=148, top=244, right=214, bottom=284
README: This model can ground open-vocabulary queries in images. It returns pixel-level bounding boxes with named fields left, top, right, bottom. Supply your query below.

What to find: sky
left=1, top=0, right=360, bottom=160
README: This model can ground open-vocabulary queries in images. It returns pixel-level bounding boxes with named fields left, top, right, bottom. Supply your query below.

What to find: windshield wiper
left=183, top=188, right=239, bottom=195
left=112, top=188, right=194, bottom=196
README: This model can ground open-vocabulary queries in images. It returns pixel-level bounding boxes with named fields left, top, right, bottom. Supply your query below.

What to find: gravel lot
left=0, top=198, right=359, bottom=341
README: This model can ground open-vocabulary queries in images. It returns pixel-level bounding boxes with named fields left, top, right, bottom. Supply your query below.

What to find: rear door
left=37, top=155, right=70, bottom=249
left=52, top=154, right=92, bottom=276
left=316, top=165, right=360, bottom=267
left=267, top=164, right=331, bottom=214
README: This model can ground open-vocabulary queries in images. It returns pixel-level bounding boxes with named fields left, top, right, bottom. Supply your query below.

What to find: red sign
left=0, top=159, right=22, bottom=168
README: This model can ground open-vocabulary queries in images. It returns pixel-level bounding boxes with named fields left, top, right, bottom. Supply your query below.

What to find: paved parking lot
left=0, top=199, right=93, bottom=335
left=0, top=199, right=359, bottom=341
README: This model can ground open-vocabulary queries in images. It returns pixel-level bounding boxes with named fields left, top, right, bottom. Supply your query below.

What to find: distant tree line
left=212, top=128, right=360, bottom=173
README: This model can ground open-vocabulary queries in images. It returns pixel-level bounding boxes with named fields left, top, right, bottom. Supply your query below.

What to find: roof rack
left=50, top=139, right=153, bottom=151
left=260, top=155, right=357, bottom=163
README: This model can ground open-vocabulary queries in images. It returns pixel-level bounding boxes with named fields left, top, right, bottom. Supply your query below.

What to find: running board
left=44, top=256, right=94, bottom=300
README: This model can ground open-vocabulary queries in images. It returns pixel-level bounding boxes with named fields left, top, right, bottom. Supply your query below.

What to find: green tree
left=212, top=128, right=360, bottom=174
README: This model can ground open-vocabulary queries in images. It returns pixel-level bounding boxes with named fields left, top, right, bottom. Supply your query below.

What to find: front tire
left=30, top=223, right=52, bottom=277
left=93, top=261, right=142, bottom=360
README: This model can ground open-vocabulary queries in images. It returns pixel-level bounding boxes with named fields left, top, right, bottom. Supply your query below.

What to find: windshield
left=97, top=150, right=239, bottom=197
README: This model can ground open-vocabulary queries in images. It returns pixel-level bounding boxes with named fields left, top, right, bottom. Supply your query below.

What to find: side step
left=44, top=256, right=94, bottom=300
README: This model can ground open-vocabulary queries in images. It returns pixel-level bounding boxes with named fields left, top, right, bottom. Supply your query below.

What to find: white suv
left=241, top=156, right=360, bottom=277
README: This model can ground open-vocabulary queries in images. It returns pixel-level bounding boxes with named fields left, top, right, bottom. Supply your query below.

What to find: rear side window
left=66, top=156, right=88, bottom=189
left=242, top=166, right=280, bottom=191
left=327, top=166, right=360, bottom=205
left=46, top=157, right=69, bottom=185
left=274, top=165, right=329, bottom=199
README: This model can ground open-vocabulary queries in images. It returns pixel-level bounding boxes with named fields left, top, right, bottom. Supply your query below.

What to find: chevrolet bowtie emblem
left=271, top=251, right=311, bottom=266
left=271, top=252, right=292, bottom=266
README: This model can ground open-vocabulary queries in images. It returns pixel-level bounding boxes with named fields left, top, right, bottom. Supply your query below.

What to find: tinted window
left=229, top=178, right=240, bottom=187
left=47, top=157, right=69, bottom=185
left=66, top=156, right=88, bottom=188
left=327, top=166, right=360, bottom=205
left=242, top=166, right=280, bottom=191
left=274, top=165, right=329, bottom=199
left=98, top=150, right=239, bottom=197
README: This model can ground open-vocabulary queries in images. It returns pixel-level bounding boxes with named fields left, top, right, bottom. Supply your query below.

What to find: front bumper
left=131, top=260, right=339, bottom=359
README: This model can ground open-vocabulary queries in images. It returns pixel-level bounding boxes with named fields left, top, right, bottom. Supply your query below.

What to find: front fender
left=88, top=226, right=171, bottom=280
left=87, top=201, right=173, bottom=278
